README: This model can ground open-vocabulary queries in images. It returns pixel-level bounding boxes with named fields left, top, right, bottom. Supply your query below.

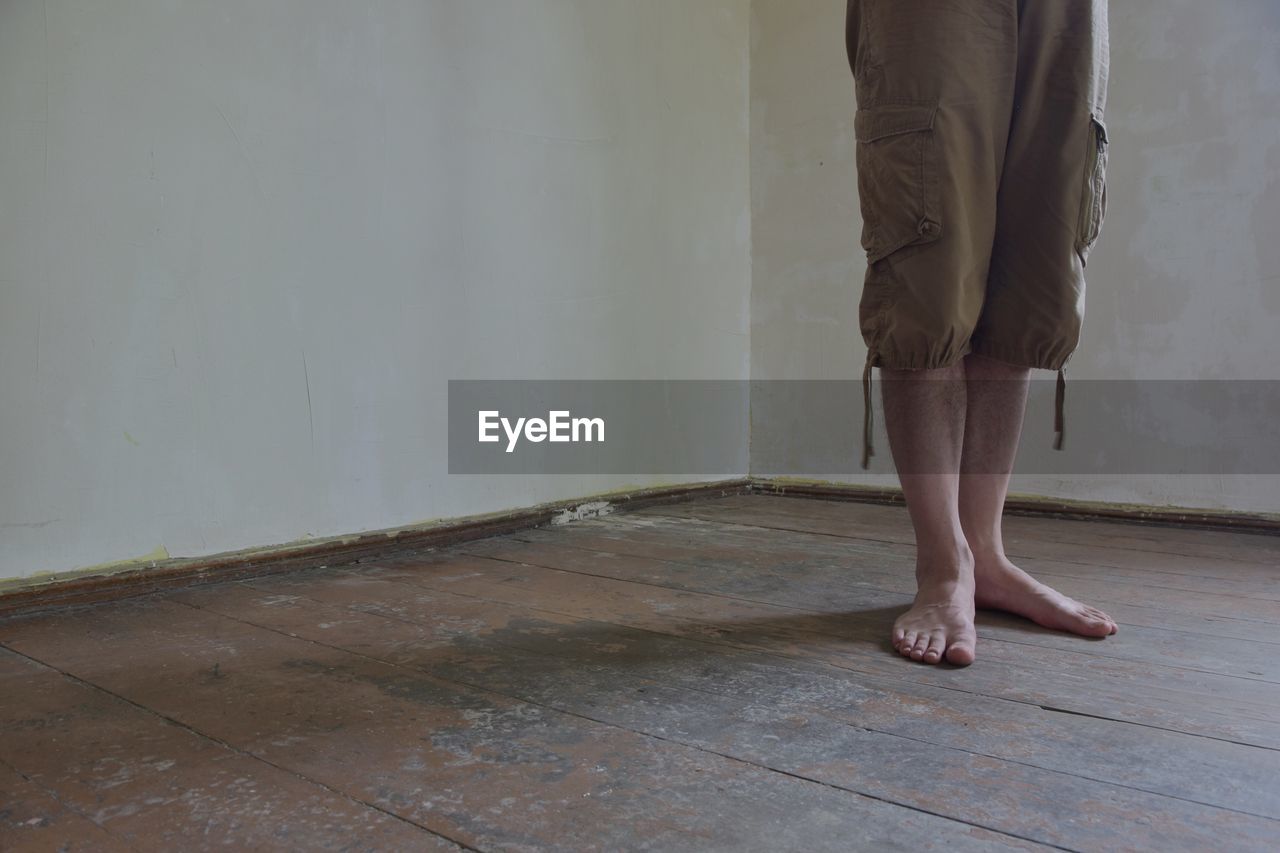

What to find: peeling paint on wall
left=0, top=545, right=171, bottom=592
left=552, top=501, right=615, bottom=525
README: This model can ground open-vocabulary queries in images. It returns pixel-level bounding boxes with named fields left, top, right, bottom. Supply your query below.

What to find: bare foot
left=893, top=568, right=978, bottom=666
left=975, top=555, right=1118, bottom=637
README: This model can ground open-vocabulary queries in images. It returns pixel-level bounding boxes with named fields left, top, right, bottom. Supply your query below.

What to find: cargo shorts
left=846, top=0, right=1110, bottom=467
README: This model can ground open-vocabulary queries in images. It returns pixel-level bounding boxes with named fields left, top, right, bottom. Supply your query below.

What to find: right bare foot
left=974, top=555, right=1118, bottom=638
left=892, top=563, right=978, bottom=666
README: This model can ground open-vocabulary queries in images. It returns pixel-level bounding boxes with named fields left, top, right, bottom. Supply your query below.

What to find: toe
left=892, top=626, right=906, bottom=648
left=910, top=636, right=929, bottom=660
left=1090, top=609, right=1119, bottom=634
left=1071, top=606, right=1114, bottom=637
left=945, top=631, right=977, bottom=666
left=1086, top=616, right=1115, bottom=637
left=1085, top=607, right=1118, bottom=632
left=898, top=632, right=918, bottom=657
left=923, top=633, right=946, bottom=664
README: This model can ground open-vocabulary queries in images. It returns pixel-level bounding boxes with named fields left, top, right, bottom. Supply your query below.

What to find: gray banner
left=449, top=380, right=750, bottom=475
left=449, top=380, right=1280, bottom=475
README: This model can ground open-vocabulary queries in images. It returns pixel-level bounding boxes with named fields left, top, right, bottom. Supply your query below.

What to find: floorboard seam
left=189, top=584, right=1280, bottom=825
left=500, top=532, right=1280, bottom=647
left=167, top=597, right=1075, bottom=852
left=664, top=498, right=1280, bottom=562
left=821, top=716, right=1280, bottom=823
left=0, top=642, right=478, bottom=852
left=1032, top=701, right=1280, bottom=755
left=636, top=508, right=1280, bottom=599
left=457, top=550, right=1280, bottom=694
left=0, top=752, right=119, bottom=840
left=347, top=563, right=1280, bottom=751
left=523, top=517, right=1280, bottom=623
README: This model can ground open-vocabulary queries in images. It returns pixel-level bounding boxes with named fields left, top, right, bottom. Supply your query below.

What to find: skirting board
left=750, top=479, right=1280, bottom=536
left=2, top=477, right=1274, bottom=618
left=0, top=480, right=751, bottom=618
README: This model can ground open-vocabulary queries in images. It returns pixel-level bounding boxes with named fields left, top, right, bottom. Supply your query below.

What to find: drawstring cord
left=1053, top=368, right=1066, bottom=451
left=861, top=348, right=876, bottom=469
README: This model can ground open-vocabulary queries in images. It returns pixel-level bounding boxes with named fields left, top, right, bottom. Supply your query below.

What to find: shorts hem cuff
left=967, top=341, right=1070, bottom=372
left=871, top=343, right=971, bottom=371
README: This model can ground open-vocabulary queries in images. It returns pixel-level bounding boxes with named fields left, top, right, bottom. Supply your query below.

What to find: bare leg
left=959, top=354, right=1118, bottom=637
left=882, top=361, right=977, bottom=666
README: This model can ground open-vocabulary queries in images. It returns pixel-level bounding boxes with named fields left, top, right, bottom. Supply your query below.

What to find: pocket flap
left=854, top=104, right=938, bottom=143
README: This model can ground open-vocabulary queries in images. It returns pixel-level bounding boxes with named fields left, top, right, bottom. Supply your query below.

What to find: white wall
left=750, top=0, right=1280, bottom=513
left=5, top=0, right=1274, bottom=586
left=0, top=0, right=752, bottom=582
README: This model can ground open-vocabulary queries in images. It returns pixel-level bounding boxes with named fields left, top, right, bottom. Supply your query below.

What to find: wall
left=750, top=0, right=1280, bottom=513
left=5, top=0, right=1274, bottom=586
left=0, top=0, right=752, bottom=582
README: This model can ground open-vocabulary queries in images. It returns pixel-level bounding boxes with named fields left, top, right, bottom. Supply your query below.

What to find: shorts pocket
left=853, top=104, right=942, bottom=264
left=1076, top=113, right=1109, bottom=264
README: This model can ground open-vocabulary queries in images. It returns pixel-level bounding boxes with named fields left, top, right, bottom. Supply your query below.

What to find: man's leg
left=959, top=354, right=1118, bottom=637
left=883, top=362, right=978, bottom=666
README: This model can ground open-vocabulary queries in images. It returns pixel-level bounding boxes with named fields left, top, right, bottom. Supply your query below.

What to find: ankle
left=969, top=545, right=1008, bottom=567
left=958, top=526, right=1001, bottom=560
left=914, top=540, right=975, bottom=587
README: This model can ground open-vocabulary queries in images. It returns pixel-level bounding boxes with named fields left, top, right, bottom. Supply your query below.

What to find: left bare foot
left=974, top=555, right=1118, bottom=637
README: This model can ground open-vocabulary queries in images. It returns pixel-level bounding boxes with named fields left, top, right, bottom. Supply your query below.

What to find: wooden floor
left=2, top=495, right=1278, bottom=851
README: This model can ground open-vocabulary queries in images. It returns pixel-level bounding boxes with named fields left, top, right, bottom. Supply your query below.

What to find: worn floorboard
left=461, top=532, right=1280, bottom=680
left=0, top=647, right=458, bottom=852
left=648, top=497, right=1280, bottom=586
left=0, top=599, right=1028, bottom=852
left=349, top=550, right=1280, bottom=746
left=518, top=513, right=1280, bottom=638
left=1, top=494, right=1277, bottom=851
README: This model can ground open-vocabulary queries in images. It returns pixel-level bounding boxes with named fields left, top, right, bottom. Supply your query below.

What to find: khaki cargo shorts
left=846, top=0, right=1110, bottom=466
